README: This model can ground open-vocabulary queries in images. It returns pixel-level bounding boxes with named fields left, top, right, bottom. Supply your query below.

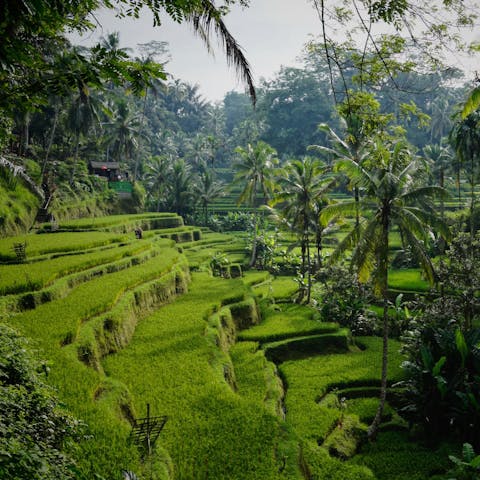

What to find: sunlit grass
left=0, top=241, right=150, bottom=295
left=0, top=231, right=129, bottom=260
left=239, top=304, right=338, bottom=343
left=103, top=272, right=300, bottom=479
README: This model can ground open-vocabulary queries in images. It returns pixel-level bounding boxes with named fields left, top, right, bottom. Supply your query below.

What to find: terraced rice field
left=1, top=212, right=452, bottom=479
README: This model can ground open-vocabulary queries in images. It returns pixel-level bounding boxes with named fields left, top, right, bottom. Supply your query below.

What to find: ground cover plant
left=278, top=337, right=409, bottom=477
left=252, top=276, right=298, bottom=301
left=0, top=241, right=150, bottom=295
left=0, top=325, right=81, bottom=480
left=0, top=231, right=130, bottom=261
left=103, top=272, right=302, bottom=479
left=238, top=303, right=338, bottom=343
left=39, top=213, right=183, bottom=231
left=4, top=239, right=189, bottom=478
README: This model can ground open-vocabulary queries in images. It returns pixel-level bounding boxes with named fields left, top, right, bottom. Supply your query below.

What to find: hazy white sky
left=72, top=1, right=326, bottom=101
left=71, top=0, right=480, bottom=103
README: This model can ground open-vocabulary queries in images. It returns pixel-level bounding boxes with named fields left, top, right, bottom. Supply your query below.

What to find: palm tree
left=322, top=140, right=449, bottom=439
left=143, top=155, right=172, bottom=212
left=270, top=157, right=334, bottom=302
left=167, top=158, right=195, bottom=217
left=423, top=142, right=453, bottom=221
left=105, top=100, right=141, bottom=175
left=66, top=90, right=100, bottom=185
left=450, top=111, right=480, bottom=236
left=311, top=116, right=372, bottom=229
left=194, top=166, right=224, bottom=226
left=233, top=141, right=278, bottom=267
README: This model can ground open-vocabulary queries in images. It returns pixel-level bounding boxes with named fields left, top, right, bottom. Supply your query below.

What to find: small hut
left=89, top=161, right=121, bottom=181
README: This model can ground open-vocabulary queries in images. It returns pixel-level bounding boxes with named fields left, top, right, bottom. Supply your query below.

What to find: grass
left=40, top=212, right=183, bottom=231
left=252, top=276, right=298, bottom=300
left=279, top=337, right=404, bottom=442
left=239, top=304, right=338, bottom=343
left=278, top=337, right=409, bottom=478
left=0, top=231, right=129, bottom=261
left=103, top=272, right=301, bottom=479
left=0, top=241, right=150, bottom=295
left=8, top=246, right=183, bottom=348
left=349, top=431, right=452, bottom=479
left=5, top=243, right=188, bottom=478
left=388, top=268, right=430, bottom=292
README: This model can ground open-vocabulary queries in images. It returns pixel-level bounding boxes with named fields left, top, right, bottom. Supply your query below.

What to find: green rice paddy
left=1, top=213, right=454, bottom=480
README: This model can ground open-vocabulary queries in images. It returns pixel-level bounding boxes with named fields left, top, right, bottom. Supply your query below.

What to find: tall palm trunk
left=306, top=233, right=312, bottom=303
left=70, top=131, right=80, bottom=185
left=368, top=206, right=390, bottom=440
left=316, top=228, right=323, bottom=270
left=354, top=186, right=360, bottom=228
left=42, top=104, right=59, bottom=177
left=249, top=213, right=258, bottom=267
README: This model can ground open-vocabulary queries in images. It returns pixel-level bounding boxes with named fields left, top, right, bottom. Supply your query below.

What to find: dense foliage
left=0, top=325, right=80, bottom=479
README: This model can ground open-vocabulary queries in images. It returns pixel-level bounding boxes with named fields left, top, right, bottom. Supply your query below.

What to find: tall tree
left=322, top=139, right=449, bottom=439
left=105, top=100, right=141, bottom=174
left=143, top=154, right=172, bottom=212
left=233, top=141, right=278, bottom=266
left=167, top=158, right=195, bottom=217
left=194, top=166, right=224, bottom=225
left=450, top=110, right=480, bottom=235
left=270, top=157, right=334, bottom=302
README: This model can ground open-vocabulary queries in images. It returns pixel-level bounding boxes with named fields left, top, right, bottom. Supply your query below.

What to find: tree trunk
left=70, top=132, right=80, bottom=185
left=316, top=228, right=323, bottom=272
left=368, top=295, right=389, bottom=440
left=368, top=207, right=390, bottom=440
left=249, top=214, right=258, bottom=267
left=354, top=186, right=360, bottom=228
left=42, top=105, right=59, bottom=177
left=306, top=233, right=312, bottom=303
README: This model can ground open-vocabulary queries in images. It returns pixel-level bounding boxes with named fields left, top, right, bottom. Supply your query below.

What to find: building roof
left=90, top=161, right=120, bottom=170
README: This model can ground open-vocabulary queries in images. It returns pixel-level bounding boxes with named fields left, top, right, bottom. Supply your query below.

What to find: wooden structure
left=129, top=404, right=167, bottom=456
left=89, top=161, right=122, bottom=181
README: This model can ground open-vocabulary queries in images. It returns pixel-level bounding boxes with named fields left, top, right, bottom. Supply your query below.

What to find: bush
left=400, top=323, right=480, bottom=448
left=0, top=325, right=80, bottom=479
left=315, top=264, right=377, bottom=336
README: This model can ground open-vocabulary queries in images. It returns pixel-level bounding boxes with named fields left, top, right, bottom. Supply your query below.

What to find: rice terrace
left=2, top=1, right=480, bottom=479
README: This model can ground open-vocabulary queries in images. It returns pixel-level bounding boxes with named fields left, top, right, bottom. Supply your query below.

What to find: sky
left=72, top=1, right=325, bottom=102
left=71, top=1, right=480, bottom=103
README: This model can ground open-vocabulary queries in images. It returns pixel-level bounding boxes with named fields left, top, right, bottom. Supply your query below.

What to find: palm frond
left=351, top=218, right=381, bottom=284
left=191, top=1, right=256, bottom=104
left=321, top=200, right=359, bottom=225
left=401, top=227, right=436, bottom=285
left=462, top=86, right=480, bottom=119
left=400, top=185, right=450, bottom=203
left=327, top=222, right=363, bottom=266
left=401, top=207, right=451, bottom=241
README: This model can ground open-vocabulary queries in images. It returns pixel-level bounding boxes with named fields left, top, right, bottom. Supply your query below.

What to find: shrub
left=315, top=263, right=376, bottom=335
left=400, top=323, right=480, bottom=448
left=0, top=325, right=80, bottom=479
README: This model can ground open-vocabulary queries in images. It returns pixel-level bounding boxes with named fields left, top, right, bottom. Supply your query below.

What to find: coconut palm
left=423, top=142, right=453, bottom=220
left=270, top=157, right=334, bottom=302
left=450, top=110, right=480, bottom=236
left=143, top=155, right=172, bottom=212
left=194, top=166, right=224, bottom=226
left=233, top=141, right=278, bottom=267
left=66, top=90, right=101, bottom=185
left=167, top=158, right=195, bottom=217
left=322, top=139, right=450, bottom=439
left=311, top=116, right=372, bottom=228
left=105, top=100, right=142, bottom=174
